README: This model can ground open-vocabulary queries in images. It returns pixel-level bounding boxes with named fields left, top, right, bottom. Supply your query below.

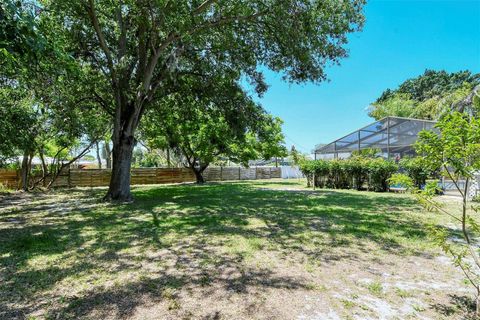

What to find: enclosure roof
left=314, top=116, right=437, bottom=155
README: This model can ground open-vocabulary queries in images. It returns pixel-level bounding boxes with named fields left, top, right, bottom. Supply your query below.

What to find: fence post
left=220, top=166, right=223, bottom=181
left=16, top=169, right=20, bottom=190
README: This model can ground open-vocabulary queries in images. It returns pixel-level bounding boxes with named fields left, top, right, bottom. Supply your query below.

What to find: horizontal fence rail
left=0, top=169, right=19, bottom=188
left=0, top=167, right=281, bottom=189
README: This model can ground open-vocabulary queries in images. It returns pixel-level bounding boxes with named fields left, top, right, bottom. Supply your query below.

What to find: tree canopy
left=369, top=70, right=480, bottom=120
left=35, top=0, right=365, bottom=201
left=141, top=72, right=286, bottom=183
left=0, top=1, right=109, bottom=189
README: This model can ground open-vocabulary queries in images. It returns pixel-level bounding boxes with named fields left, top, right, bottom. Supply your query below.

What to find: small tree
left=141, top=77, right=273, bottom=183
left=256, top=117, right=288, bottom=167
left=391, top=112, right=480, bottom=315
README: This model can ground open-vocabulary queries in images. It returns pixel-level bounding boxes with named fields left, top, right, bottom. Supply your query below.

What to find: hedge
left=299, top=157, right=398, bottom=192
left=398, top=157, right=436, bottom=188
left=299, top=156, right=437, bottom=192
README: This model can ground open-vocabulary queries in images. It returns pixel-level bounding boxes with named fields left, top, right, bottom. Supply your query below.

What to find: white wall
left=281, top=166, right=304, bottom=179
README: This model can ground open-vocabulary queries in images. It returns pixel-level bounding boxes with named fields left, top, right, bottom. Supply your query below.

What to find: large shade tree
left=44, top=0, right=365, bottom=201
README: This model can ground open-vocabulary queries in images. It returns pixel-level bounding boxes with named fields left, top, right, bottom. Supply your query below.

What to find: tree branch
left=186, top=11, right=268, bottom=37
left=193, top=0, right=218, bottom=15
left=86, top=0, right=117, bottom=83
left=116, top=2, right=127, bottom=60
left=47, top=140, right=97, bottom=189
left=92, top=90, right=115, bottom=116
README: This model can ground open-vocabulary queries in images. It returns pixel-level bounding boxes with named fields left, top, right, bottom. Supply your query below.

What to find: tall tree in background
left=369, top=70, right=480, bottom=120
left=44, top=0, right=365, bottom=201
left=1, top=0, right=44, bottom=184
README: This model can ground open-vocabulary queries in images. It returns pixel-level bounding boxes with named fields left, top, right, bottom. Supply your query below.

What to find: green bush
left=300, top=156, right=398, bottom=192
left=367, top=158, right=398, bottom=192
left=328, top=159, right=350, bottom=189
left=299, top=159, right=330, bottom=188
left=299, top=160, right=314, bottom=187
left=399, top=157, right=437, bottom=188
left=344, top=157, right=369, bottom=190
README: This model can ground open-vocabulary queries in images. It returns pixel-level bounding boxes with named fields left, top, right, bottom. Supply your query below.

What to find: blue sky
left=257, top=0, right=480, bottom=154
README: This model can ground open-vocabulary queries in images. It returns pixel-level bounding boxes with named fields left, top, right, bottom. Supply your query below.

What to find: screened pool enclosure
left=314, top=117, right=437, bottom=160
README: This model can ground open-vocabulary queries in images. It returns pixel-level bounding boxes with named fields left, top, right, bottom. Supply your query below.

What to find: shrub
left=399, top=157, right=436, bottom=188
left=328, top=159, right=349, bottom=189
left=299, top=160, right=314, bottom=187
left=367, top=158, right=398, bottom=192
left=299, top=159, right=331, bottom=188
left=344, top=157, right=368, bottom=190
left=300, top=157, right=398, bottom=192
left=312, top=159, right=331, bottom=188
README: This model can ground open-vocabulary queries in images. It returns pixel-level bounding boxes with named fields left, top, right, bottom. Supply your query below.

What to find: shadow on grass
left=430, top=294, right=477, bottom=319
left=0, top=181, right=434, bottom=319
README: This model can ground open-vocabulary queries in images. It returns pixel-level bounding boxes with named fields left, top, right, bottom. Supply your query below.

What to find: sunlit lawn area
left=0, top=179, right=475, bottom=319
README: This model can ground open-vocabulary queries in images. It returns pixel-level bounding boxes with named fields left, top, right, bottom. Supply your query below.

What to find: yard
left=0, top=179, right=475, bottom=319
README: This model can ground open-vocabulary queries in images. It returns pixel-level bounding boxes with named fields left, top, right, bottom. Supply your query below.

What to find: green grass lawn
left=0, top=179, right=474, bottom=319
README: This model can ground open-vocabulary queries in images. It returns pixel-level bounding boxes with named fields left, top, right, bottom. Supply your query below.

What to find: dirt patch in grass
left=0, top=180, right=476, bottom=319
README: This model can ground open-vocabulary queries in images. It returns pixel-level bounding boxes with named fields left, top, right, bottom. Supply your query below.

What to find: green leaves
left=398, top=156, right=436, bottom=188
left=0, top=88, right=37, bottom=164
left=0, top=0, right=46, bottom=76
left=369, top=70, right=480, bottom=120
left=368, top=93, right=417, bottom=120
left=45, top=0, right=366, bottom=115
left=406, top=112, right=480, bottom=310
left=300, top=157, right=398, bottom=191
left=416, top=112, right=480, bottom=179
left=256, top=116, right=287, bottom=161
left=388, top=173, right=414, bottom=190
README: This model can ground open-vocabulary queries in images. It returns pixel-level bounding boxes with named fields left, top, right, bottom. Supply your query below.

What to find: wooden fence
left=0, top=169, right=19, bottom=188
left=0, top=166, right=281, bottom=189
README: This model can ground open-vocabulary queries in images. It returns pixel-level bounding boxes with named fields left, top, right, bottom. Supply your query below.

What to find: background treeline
left=368, top=70, right=480, bottom=120
left=299, top=154, right=437, bottom=192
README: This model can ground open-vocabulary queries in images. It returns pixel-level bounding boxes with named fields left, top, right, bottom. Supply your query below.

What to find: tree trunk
left=105, top=140, right=112, bottom=169
left=476, top=290, right=480, bottom=317
left=20, top=151, right=30, bottom=191
left=104, top=134, right=135, bottom=201
left=193, top=168, right=205, bottom=184
left=166, top=147, right=171, bottom=168
left=39, top=150, right=48, bottom=187
left=95, top=141, right=102, bottom=169
left=191, top=163, right=208, bottom=184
